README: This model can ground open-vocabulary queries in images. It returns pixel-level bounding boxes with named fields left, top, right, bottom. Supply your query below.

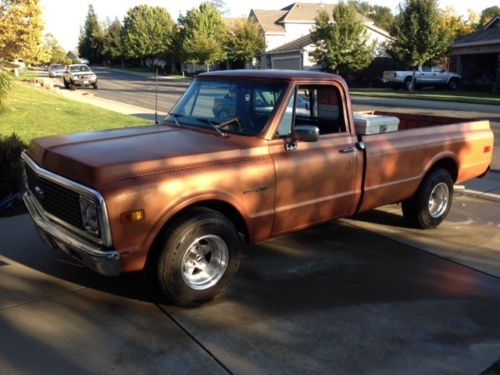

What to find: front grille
left=25, top=165, right=83, bottom=230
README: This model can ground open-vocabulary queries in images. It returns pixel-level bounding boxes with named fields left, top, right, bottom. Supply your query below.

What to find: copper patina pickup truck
left=22, top=70, right=494, bottom=306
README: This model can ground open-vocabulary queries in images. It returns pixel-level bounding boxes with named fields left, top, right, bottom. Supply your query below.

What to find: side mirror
left=295, top=125, right=319, bottom=142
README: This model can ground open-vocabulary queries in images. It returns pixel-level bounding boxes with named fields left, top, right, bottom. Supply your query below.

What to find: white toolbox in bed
left=353, top=113, right=399, bottom=135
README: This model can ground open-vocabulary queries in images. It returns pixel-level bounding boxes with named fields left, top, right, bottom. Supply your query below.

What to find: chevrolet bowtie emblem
left=34, top=186, right=44, bottom=200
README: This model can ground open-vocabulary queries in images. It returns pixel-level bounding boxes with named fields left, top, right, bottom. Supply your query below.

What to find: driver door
left=269, top=83, right=360, bottom=235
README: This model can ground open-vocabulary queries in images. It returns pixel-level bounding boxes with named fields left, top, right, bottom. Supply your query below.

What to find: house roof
left=251, top=2, right=375, bottom=35
left=250, top=10, right=287, bottom=33
left=282, top=2, right=336, bottom=22
left=453, top=14, right=500, bottom=48
left=267, top=34, right=313, bottom=54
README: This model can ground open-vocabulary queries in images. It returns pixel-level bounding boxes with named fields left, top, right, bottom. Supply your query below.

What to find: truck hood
left=27, top=125, right=266, bottom=188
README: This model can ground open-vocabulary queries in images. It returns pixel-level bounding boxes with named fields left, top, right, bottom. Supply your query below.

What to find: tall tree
left=78, top=4, right=104, bottom=63
left=102, top=18, right=123, bottom=64
left=478, top=6, right=500, bottom=28
left=179, top=3, right=226, bottom=71
left=388, top=0, right=451, bottom=91
left=227, top=20, right=265, bottom=67
left=121, top=5, right=175, bottom=65
left=311, top=2, right=373, bottom=76
left=0, top=0, right=44, bottom=64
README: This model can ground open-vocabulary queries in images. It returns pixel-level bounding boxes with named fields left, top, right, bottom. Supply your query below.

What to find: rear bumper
left=24, top=192, right=121, bottom=276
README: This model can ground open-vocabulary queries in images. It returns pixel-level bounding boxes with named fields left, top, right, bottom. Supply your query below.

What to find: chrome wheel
left=181, top=234, right=229, bottom=290
left=428, top=182, right=449, bottom=218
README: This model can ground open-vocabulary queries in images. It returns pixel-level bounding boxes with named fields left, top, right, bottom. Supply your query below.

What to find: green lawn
left=0, top=82, right=146, bottom=143
left=349, top=88, right=500, bottom=106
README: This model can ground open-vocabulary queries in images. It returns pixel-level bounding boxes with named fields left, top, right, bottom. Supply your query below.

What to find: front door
left=269, top=84, right=360, bottom=235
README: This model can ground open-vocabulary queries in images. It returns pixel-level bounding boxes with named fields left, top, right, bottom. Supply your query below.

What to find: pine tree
left=311, top=2, right=373, bottom=76
left=78, top=4, right=104, bottom=63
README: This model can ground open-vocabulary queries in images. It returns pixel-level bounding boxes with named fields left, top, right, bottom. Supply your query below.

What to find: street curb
left=455, top=186, right=500, bottom=203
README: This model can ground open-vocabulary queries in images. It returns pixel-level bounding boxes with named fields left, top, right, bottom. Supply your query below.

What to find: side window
left=295, top=85, right=345, bottom=134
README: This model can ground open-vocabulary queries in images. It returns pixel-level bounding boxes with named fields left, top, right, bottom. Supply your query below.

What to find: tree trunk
left=409, top=69, right=416, bottom=93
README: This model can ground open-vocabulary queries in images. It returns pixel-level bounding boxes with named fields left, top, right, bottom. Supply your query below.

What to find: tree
left=0, top=0, right=44, bottom=64
left=102, top=19, right=124, bottom=64
left=478, top=6, right=500, bottom=28
left=179, top=3, right=227, bottom=71
left=388, top=0, right=451, bottom=91
left=441, top=6, right=475, bottom=40
left=350, top=1, right=394, bottom=31
left=42, top=33, right=70, bottom=64
left=121, top=5, right=175, bottom=65
left=227, top=20, right=265, bottom=67
left=311, top=2, right=373, bottom=76
left=78, top=4, right=104, bottom=63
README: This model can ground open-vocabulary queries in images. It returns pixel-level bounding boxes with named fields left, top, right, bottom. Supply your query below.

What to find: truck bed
left=355, top=112, right=493, bottom=213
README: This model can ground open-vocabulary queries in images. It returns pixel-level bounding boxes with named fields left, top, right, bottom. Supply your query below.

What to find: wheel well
left=156, top=200, right=248, bottom=243
left=429, top=158, right=458, bottom=182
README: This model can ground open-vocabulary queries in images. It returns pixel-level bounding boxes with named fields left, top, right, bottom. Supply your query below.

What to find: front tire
left=155, top=208, right=241, bottom=307
left=402, top=168, right=453, bottom=229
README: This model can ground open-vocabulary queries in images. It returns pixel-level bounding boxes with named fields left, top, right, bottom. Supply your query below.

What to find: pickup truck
left=383, top=66, right=461, bottom=90
left=22, top=70, right=493, bottom=306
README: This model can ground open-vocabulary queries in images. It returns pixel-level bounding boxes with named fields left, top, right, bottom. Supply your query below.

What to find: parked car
left=383, top=66, right=461, bottom=90
left=63, top=64, right=97, bottom=89
left=48, top=64, right=66, bottom=78
left=22, top=70, right=493, bottom=307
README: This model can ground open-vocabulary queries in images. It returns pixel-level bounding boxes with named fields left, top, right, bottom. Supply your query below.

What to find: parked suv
left=48, top=64, right=65, bottom=77
left=63, top=64, right=98, bottom=89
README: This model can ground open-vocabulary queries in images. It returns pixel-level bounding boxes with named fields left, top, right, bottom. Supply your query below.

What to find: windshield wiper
left=218, top=116, right=242, bottom=131
left=195, top=117, right=226, bottom=137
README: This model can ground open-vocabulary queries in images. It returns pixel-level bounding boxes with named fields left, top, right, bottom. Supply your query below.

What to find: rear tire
left=448, top=78, right=459, bottom=90
left=63, top=78, right=69, bottom=89
left=154, top=208, right=241, bottom=307
left=402, top=168, right=453, bottom=229
left=404, top=77, right=413, bottom=91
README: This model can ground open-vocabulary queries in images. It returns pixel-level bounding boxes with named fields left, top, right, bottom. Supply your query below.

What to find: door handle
left=340, top=147, right=356, bottom=153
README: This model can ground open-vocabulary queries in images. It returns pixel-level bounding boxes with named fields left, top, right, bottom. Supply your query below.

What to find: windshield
left=69, top=65, right=90, bottom=73
left=51, top=64, right=63, bottom=69
left=165, top=79, right=287, bottom=136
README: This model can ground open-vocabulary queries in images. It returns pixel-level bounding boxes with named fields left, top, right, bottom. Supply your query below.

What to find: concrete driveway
left=1, top=192, right=500, bottom=374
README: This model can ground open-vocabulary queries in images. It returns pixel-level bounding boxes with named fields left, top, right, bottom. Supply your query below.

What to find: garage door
left=271, top=57, right=301, bottom=70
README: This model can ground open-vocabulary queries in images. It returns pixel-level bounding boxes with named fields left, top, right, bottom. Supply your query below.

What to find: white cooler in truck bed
left=353, top=113, right=400, bottom=135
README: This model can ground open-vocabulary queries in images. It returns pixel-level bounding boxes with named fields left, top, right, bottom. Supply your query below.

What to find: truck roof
left=198, top=69, right=342, bottom=82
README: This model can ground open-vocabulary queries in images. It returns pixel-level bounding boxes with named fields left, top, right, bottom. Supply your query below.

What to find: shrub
left=0, top=68, right=13, bottom=111
left=0, top=133, right=27, bottom=198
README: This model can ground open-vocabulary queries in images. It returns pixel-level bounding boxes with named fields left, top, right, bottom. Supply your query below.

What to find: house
left=451, top=14, right=500, bottom=89
left=249, top=2, right=391, bottom=70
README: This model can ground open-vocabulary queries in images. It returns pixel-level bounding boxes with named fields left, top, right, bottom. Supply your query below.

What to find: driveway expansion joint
left=155, top=303, right=233, bottom=374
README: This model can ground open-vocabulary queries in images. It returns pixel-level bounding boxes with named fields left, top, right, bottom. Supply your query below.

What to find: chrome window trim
left=22, top=151, right=112, bottom=247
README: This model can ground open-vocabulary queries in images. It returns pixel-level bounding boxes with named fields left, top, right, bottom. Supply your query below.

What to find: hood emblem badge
left=34, top=186, right=45, bottom=200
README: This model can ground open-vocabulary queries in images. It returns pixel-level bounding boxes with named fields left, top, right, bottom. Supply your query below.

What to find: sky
left=41, top=0, right=500, bottom=51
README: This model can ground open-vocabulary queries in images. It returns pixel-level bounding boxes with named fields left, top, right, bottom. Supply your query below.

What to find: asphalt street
left=4, top=67, right=498, bottom=374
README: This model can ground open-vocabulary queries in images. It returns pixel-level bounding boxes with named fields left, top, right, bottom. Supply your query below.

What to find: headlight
left=80, top=197, right=100, bottom=235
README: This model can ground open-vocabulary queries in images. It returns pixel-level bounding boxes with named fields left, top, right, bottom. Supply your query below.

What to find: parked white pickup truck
left=383, top=66, right=461, bottom=90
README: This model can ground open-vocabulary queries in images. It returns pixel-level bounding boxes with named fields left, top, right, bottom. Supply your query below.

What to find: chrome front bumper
left=24, top=192, right=121, bottom=276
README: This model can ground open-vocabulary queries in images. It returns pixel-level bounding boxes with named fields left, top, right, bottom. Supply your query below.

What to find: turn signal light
left=120, top=209, right=145, bottom=224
